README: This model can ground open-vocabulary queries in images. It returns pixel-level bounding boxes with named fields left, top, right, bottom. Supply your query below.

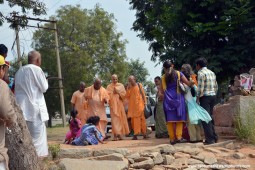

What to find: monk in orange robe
left=84, top=78, right=109, bottom=138
left=71, top=82, right=88, bottom=125
left=126, top=75, right=147, bottom=140
left=107, top=74, right=130, bottom=141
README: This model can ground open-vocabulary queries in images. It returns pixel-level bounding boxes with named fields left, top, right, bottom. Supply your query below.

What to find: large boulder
left=213, top=95, right=255, bottom=135
left=58, top=158, right=128, bottom=170
left=58, top=148, right=93, bottom=159
left=93, top=148, right=129, bottom=157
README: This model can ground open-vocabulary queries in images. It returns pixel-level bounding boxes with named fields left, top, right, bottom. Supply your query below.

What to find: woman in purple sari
left=160, top=61, right=194, bottom=145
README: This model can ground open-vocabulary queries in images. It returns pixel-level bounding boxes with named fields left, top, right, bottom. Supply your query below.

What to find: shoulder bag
left=177, top=71, right=187, bottom=94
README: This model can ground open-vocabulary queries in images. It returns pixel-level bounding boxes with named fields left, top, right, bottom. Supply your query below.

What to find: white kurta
left=15, top=64, right=49, bottom=157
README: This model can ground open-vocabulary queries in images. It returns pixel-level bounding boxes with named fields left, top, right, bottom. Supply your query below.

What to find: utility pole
left=14, top=12, right=22, bottom=68
left=54, top=20, right=66, bottom=127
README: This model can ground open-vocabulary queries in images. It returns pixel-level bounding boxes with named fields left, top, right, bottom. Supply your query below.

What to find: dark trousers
left=200, top=96, right=218, bottom=143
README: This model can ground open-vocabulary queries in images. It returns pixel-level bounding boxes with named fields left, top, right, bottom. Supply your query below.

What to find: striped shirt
left=197, top=67, right=218, bottom=97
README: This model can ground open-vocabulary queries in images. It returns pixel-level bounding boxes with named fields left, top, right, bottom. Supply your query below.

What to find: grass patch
left=49, top=144, right=61, bottom=159
left=47, top=126, right=69, bottom=142
left=234, top=105, right=255, bottom=144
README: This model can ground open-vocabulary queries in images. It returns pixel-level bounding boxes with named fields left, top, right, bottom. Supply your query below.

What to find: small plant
left=234, top=104, right=255, bottom=144
left=49, top=144, right=60, bottom=159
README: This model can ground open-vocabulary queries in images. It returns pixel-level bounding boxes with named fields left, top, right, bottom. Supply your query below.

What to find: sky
left=0, top=0, right=162, bottom=81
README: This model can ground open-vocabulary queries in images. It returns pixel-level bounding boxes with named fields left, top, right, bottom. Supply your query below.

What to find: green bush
left=49, top=144, right=60, bottom=159
left=234, top=106, right=255, bottom=144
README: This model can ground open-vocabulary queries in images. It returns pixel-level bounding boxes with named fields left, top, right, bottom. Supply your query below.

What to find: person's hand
left=190, top=78, right=195, bottom=86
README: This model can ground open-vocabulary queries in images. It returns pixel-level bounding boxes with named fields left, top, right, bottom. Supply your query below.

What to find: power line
left=48, top=0, right=62, bottom=12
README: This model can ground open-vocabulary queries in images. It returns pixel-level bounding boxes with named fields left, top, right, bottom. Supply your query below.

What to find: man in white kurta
left=15, top=51, right=49, bottom=157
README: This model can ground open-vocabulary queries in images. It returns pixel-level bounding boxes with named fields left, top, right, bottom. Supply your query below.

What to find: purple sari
left=163, top=72, right=187, bottom=122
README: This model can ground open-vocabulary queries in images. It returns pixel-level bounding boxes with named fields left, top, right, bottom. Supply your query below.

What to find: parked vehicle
left=105, top=104, right=112, bottom=133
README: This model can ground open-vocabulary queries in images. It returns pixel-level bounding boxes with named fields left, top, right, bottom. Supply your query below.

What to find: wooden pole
left=53, top=20, right=66, bottom=127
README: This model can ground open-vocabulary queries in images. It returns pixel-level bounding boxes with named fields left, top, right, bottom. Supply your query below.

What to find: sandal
left=132, top=135, right=138, bottom=140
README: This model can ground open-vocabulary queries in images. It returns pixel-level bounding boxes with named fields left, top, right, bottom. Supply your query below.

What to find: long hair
left=181, top=64, right=196, bottom=97
left=163, top=60, right=176, bottom=83
left=69, top=110, right=78, bottom=125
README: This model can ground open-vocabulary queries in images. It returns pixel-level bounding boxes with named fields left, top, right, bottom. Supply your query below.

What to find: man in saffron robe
left=71, top=82, right=88, bottom=125
left=106, top=74, right=130, bottom=141
left=126, top=75, right=147, bottom=140
left=85, top=78, right=109, bottom=138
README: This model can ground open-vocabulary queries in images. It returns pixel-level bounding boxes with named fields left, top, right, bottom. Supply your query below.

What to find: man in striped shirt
left=196, top=57, right=218, bottom=145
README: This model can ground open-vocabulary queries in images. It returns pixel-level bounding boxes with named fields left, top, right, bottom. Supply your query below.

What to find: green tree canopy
left=0, top=0, right=46, bottom=27
left=32, top=5, right=128, bottom=114
left=126, top=58, right=149, bottom=84
left=129, top=0, right=255, bottom=82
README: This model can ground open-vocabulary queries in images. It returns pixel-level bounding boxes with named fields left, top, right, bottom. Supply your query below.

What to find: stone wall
left=213, top=95, right=255, bottom=135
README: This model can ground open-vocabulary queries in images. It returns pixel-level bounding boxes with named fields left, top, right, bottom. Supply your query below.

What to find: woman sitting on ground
left=64, top=109, right=82, bottom=144
left=71, top=116, right=105, bottom=146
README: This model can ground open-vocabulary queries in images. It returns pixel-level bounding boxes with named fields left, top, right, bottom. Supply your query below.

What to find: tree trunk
left=5, top=91, right=42, bottom=170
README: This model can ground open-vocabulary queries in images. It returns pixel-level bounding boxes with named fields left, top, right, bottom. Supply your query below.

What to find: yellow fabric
left=0, top=55, right=5, bottom=65
left=161, top=74, right=167, bottom=91
left=177, top=71, right=181, bottom=94
left=71, top=90, right=88, bottom=125
left=167, top=122, right=183, bottom=141
left=85, top=85, right=109, bottom=136
left=106, top=83, right=130, bottom=135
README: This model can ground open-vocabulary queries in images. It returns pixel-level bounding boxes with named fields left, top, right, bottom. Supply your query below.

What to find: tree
left=129, top=0, right=255, bottom=82
left=127, top=58, right=149, bottom=84
left=32, top=5, right=128, bottom=117
left=0, top=0, right=46, bottom=27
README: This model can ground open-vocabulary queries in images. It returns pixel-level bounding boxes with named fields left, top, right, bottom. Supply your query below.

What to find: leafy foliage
left=32, top=5, right=128, bottom=115
left=126, top=58, right=149, bottom=84
left=129, top=0, right=255, bottom=82
left=0, top=0, right=46, bottom=27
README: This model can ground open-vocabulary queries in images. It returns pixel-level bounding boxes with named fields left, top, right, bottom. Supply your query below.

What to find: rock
left=171, top=158, right=188, bottom=167
left=58, top=158, right=128, bottom=170
left=90, top=153, right=124, bottom=161
left=174, top=152, right=191, bottom=159
left=215, top=126, right=235, bottom=135
left=163, top=155, right=175, bottom=165
left=152, top=165, right=165, bottom=170
left=130, top=157, right=154, bottom=169
left=134, top=157, right=149, bottom=162
left=93, top=148, right=129, bottom=157
left=218, top=148, right=233, bottom=153
left=150, top=152, right=164, bottom=165
left=183, top=168, right=198, bottom=170
left=204, top=156, right=217, bottom=165
left=183, top=147, right=203, bottom=155
left=188, top=158, right=204, bottom=165
left=126, top=152, right=140, bottom=159
left=155, top=144, right=176, bottom=154
left=204, top=148, right=222, bottom=154
left=249, top=153, right=255, bottom=158
left=225, top=142, right=235, bottom=150
left=233, top=153, right=246, bottom=159
left=48, top=164, right=58, bottom=170
left=58, top=148, right=93, bottom=159
left=162, top=165, right=181, bottom=170
left=128, top=158, right=135, bottom=164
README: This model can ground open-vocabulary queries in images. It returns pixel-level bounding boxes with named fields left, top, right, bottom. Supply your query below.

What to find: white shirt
left=15, top=64, right=49, bottom=122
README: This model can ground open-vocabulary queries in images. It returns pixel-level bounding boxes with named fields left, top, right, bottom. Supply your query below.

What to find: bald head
left=128, top=75, right=136, bottom=86
left=111, top=74, right=118, bottom=84
left=28, top=50, right=41, bottom=66
left=94, top=78, right=102, bottom=90
left=79, top=81, right=85, bottom=92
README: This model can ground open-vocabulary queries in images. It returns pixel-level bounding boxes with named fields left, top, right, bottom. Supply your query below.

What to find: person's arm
left=93, top=131, right=105, bottom=144
left=140, top=83, right=147, bottom=104
left=181, top=73, right=194, bottom=87
left=214, top=79, right=218, bottom=94
left=3, top=67, right=10, bottom=84
left=0, top=82, right=17, bottom=127
left=70, top=93, right=76, bottom=111
left=196, top=72, right=205, bottom=104
left=36, top=68, right=48, bottom=93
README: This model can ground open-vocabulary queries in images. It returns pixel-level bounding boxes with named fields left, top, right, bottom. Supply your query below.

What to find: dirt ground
left=47, top=127, right=234, bottom=151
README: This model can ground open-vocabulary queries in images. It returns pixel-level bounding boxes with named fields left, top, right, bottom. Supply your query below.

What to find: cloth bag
left=137, top=83, right=153, bottom=119
left=177, top=71, right=187, bottom=94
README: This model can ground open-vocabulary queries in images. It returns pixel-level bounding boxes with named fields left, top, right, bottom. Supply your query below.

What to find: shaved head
left=94, top=77, right=102, bottom=90
left=128, top=75, right=136, bottom=86
left=79, top=81, right=85, bottom=92
left=28, top=50, right=41, bottom=66
left=111, top=74, right=118, bottom=84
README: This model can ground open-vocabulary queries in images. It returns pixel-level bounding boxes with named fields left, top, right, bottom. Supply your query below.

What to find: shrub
left=49, top=144, right=60, bottom=159
left=234, top=105, right=255, bottom=144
